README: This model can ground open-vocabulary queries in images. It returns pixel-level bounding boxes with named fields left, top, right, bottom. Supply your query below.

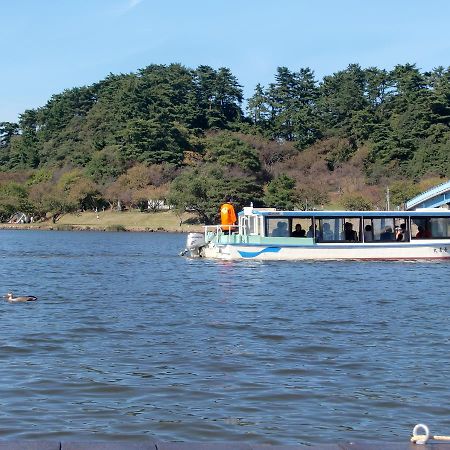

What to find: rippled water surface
left=0, top=230, right=449, bottom=444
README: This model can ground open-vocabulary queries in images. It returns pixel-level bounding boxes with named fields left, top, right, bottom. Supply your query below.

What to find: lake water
left=0, top=230, right=449, bottom=445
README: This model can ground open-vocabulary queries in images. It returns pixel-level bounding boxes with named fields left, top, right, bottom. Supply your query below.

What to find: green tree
left=264, top=174, right=298, bottom=209
left=364, top=67, right=394, bottom=110
left=121, top=119, right=189, bottom=165
left=8, top=110, right=40, bottom=168
left=247, top=83, right=270, bottom=129
left=195, top=65, right=243, bottom=128
left=263, top=67, right=321, bottom=147
left=28, top=181, right=76, bottom=222
left=0, top=182, right=32, bottom=221
left=318, top=63, right=369, bottom=133
left=408, top=133, right=450, bottom=178
left=426, top=66, right=450, bottom=127
left=169, top=164, right=262, bottom=224
left=85, top=146, right=126, bottom=183
left=388, top=180, right=423, bottom=208
left=38, top=86, right=96, bottom=137
left=0, top=122, right=19, bottom=148
left=26, top=168, right=53, bottom=186
left=204, top=133, right=261, bottom=172
left=56, top=169, right=102, bottom=211
left=267, top=67, right=298, bottom=141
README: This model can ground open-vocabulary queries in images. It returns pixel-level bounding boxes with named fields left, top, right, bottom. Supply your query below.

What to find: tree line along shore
left=0, top=62, right=449, bottom=225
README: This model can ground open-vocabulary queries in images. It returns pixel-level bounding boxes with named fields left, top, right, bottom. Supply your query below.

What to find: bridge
left=405, top=180, right=450, bottom=210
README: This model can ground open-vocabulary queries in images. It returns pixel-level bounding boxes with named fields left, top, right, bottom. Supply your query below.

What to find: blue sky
left=1, top=0, right=450, bottom=122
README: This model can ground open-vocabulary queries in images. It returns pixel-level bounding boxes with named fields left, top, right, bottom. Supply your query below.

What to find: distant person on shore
left=220, top=197, right=237, bottom=234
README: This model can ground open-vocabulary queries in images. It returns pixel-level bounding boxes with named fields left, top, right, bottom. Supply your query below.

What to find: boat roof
left=239, top=208, right=450, bottom=218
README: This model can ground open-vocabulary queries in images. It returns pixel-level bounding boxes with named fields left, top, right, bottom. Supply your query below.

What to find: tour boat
left=185, top=207, right=450, bottom=260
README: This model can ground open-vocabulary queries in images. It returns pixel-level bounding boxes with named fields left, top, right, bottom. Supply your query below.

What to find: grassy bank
left=1, top=210, right=204, bottom=232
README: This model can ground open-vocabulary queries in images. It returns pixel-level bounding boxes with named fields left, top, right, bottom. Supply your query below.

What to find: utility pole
left=386, top=187, right=390, bottom=211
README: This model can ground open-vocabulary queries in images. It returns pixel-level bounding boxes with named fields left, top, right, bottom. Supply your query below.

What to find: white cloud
left=127, top=0, right=143, bottom=10
left=111, top=0, right=144, bottom=16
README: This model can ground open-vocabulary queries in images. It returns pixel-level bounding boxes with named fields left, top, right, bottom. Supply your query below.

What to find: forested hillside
left=0, top=63, right=449, bottom=223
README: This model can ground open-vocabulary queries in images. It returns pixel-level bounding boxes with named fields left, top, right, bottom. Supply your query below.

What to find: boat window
left=430, top=217, right=450, bottom=238
left=343, top=218, right=361, bottom=241
left=318, top=218, right=343, bottom=241
left=266, top=217, right=290, bottom=237
left=291, top=218, right=313, bottom=237
left=370, top=217, right=409, bottom=242
left=411, top=218, right=431, bottom=239
left=317, top=217, right=360, bottom=242
left=371, top=217, right=395, bottom=241
left=412, top=217, right=450, bottom=239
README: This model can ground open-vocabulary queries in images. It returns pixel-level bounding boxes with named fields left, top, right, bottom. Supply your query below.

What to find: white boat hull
left=201, top=241, right=450, bottom=261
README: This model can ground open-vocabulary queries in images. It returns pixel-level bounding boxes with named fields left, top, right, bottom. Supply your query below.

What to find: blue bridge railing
left=405, top=180, right=450, bottom=210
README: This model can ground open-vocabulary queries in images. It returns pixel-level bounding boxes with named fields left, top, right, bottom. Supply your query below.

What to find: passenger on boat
left=396, top=223, right=407, bottom=241
left=416, top=225, right=432, bottom=239
left=320, top=223, right=334, bottom=240
left=292, top=224, right=306, bottom=237
left=380, top=226, right=394, bottom=241
left=306, top=225, right=316, bottom=238
left=272, top=221, right=289, bottom=237
left=220, top=197, right=237, bottom=234
left=343, top=222, right=358, bottom=241
left=364, top=224, right=373, bottom=242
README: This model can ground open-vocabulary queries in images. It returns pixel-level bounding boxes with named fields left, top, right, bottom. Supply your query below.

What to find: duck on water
left=4, top=293, right=37, bottom=302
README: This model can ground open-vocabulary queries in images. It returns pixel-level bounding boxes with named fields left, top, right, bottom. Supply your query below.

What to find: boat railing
left=204, top=224, right=240, bottom=244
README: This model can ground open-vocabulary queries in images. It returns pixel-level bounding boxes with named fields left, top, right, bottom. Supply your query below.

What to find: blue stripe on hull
left=237, top=247, right=281, bottom=258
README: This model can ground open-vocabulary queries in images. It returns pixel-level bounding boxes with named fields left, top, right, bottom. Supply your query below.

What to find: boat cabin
left=238, top=208, right=450, bottom=243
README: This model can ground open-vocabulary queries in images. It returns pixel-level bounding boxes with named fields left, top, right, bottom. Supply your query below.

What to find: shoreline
left=0, top=210, right=204, bottom=233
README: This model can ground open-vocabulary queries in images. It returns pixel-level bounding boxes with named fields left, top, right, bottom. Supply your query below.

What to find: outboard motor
left=181, top=232, right=206, bottom=257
